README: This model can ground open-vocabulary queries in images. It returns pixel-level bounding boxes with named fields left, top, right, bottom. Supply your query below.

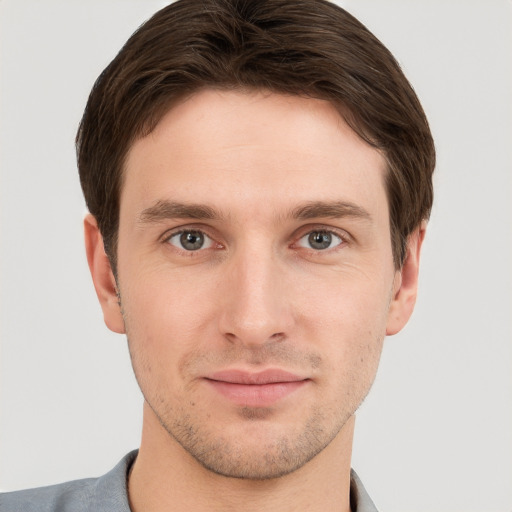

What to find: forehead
left=121, top=89, right=388, bottom=217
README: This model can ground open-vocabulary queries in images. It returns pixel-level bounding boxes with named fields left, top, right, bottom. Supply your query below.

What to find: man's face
left=103, top=90, right=403, bottom=478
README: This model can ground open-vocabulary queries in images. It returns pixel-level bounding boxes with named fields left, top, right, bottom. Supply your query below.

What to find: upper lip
left=206, top=369, right=306, bottom=385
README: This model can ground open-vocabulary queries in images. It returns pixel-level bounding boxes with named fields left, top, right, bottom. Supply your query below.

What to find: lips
left=204, top=369, right=308, bottom=407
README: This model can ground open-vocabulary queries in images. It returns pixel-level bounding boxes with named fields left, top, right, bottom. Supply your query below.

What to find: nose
left=217, top=244, right=295, bottom=348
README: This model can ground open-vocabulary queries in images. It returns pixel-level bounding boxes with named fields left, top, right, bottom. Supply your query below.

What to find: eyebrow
left=137, top=199, right=372, bottom=225
left=138, top=200, right=222, bottom=224
left=291, top=201, right=372, bottom=222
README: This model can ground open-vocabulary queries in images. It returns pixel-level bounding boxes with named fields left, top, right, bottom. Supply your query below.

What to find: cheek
left=299, top=268, right=393, bottom=335
left=297, top=272, right=390, bottom=380
left=122, top=263, right=218, bottom=328
left=119, top=270, right=221, bottom=386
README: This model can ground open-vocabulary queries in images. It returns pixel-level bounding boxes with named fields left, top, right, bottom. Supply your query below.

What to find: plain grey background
left=1, top=1, right=511, bottom=510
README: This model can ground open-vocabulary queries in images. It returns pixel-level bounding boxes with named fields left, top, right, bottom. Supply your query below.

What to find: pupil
left=309, top=231, right=331, bottom=250
left=180, top=231, right=204, bottom=250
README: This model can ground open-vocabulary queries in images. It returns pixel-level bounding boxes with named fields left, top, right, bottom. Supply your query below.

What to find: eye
left=166, top=230, right=213, bottom=251
left=297, top=230, right=343, bottom=251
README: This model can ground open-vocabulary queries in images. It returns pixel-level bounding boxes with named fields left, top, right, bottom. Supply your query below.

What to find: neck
left=128, top=403, right=355, bottom=512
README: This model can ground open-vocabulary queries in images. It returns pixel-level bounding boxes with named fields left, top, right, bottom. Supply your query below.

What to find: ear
left=84, top=214, right=125, bottom=334
left=386, top=222, right=427, bottom=336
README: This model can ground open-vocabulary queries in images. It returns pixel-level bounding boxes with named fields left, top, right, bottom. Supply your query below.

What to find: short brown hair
left=76, top=0, right=435, bottom=271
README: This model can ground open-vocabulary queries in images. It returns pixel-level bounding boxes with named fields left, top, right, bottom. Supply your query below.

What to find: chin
left=159, top=403, right=347, bottom=481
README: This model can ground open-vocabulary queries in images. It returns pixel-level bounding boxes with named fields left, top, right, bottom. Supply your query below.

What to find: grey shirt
left=0, top=451, right=378, bottom=511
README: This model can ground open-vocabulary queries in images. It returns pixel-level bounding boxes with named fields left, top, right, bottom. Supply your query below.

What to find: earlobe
left=386, top=223, right=427, bottom=336
left=84, top=214, right=125, bottom=334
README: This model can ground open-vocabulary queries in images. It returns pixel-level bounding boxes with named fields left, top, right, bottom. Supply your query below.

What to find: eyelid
left=290, top=225, right=353, bottom=255
left=160, top=225, right=223, bottom=253
left=160, top=223, right=216, bottom=242
left=297, top=230, right=342, bottom=248
left=293, top=224, right=352, bottom=243
left=159, top=223, right=351, bottom=252
left=167, top=230, right=213, bottom=250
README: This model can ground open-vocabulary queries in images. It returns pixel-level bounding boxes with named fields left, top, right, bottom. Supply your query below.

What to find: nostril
left=224, top=332, right=237, bottom=343
left=222, top=331, right=286, bottom=345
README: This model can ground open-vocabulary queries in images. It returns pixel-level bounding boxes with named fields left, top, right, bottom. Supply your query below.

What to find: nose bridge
left=218, top=236, right=292, bottom=346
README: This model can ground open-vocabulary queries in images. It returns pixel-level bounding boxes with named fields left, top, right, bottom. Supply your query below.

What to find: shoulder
left=0, top=477, right=99, bottom=512
left=0, top=450, right=137, bottom=512
left=350, top=469, right=379, bottom=512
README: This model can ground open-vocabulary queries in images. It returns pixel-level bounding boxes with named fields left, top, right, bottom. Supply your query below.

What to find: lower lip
left=205, top=379, right=307, bottom=407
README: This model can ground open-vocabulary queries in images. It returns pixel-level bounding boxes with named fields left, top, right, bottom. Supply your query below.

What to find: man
left=0, top=0, right=434, bottom=510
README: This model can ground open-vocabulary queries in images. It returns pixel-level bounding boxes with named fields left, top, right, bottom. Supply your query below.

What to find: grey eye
left=298, top=230, right=343, bottom=251
left=167, top=230, right=213, bottom=251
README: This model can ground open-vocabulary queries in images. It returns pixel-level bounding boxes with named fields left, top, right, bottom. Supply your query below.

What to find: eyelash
left=161, top=225, right=350, bottom=254
left=295, top=229, right=346, bottom=252
left=163, top=229, right=218, bottom=253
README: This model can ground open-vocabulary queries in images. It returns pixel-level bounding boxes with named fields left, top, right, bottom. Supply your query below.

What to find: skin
left=85, top=89, right=424, bottom=512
